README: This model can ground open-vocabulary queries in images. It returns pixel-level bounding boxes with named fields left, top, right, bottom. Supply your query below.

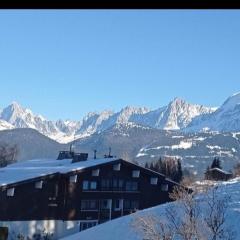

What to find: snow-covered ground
left=61, top=178, right=240, bottom=240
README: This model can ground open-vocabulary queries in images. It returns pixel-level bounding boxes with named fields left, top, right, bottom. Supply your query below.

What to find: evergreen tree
left=145, top=162, right=149, bottom=169
left=150, top=162, right=155, bottom=171
left=146, top=157, right=183, bottom=183
left=211, top=157, right=222, bottom=169
left=156, top=158, right=162, bottom=173
left=176, top=159, right=183, bottom=182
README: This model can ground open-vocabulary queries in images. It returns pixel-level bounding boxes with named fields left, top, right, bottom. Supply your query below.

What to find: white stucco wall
left=0, top=220, right=81, bottom=240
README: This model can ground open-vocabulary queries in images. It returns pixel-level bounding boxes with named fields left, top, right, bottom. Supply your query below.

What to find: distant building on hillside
left=0, top=149, right=181, bottom=240
left=205, top=167, right=233, bottom=181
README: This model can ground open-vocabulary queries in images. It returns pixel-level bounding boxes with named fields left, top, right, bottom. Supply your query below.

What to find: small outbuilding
left=205, top=167, right=233, bottom=181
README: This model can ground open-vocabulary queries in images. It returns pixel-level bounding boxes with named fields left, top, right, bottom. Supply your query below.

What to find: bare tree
left=132, top=213, right=174, bottom=240
left=233, top=162, right=240, bottom=177
left=204, top=186, right=235, bottom=240
left=0, top=143, right=18, bottom=167
left=166, top=186, right=204, bottom=240
left=132, top=184, right=235, bottom=240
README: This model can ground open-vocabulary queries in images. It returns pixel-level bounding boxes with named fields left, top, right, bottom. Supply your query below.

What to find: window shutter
left=92, top=169, right=100, bottom=176
left=132, top=170, right=140, bottom=178
left=150, top=177, right=158, bottom=185
left=35, top=180, right=43, bottom=189
left=7, top=188, right=15, bottom=197
left=161, top=183, right=168, bottom=191
left=113, top=163, right=121, bottom=171
left=70, top=175, right=78, bottom=183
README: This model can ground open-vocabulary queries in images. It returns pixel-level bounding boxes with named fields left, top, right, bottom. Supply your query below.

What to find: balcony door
left=100, top=199, right=112, bottom=220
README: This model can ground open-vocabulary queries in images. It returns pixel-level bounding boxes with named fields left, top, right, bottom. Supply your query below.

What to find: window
left=92, top=169, right=100, bottom=177
left=7, top=188, right=15, bottom=197
left=123, top=200, right=139, bottom=210
left=113, top=163, right=121, bottom=171
left=80, top=221, right=98, bottom=231
left=83, top=181, right=89, bottom=190
left=82, top=181, right=97, bottom=190
left=113, top=199, right=123, bottom=210
left=112, top=179, right=124, bottom=190
left=49, top=183, right=59, bottom=199
left=101, top=179, right=111, bottom=190
left=100, top=199, right=111, bottom=209
left=101, top=179, right=124, bottom=191
left=132, top=170, right=140, bottom=178
left=131, top=200, right=139, bottom=209
left=119, top=180, right=124, bottom=188
left=35, top=180, right=43, bottom=189
left=114, top=199, right=120, bottom=209
left=125, top=181, right=138, bottom=191
left=81, top=200, right=98, bottom=210
left=90, top=181, right=97, bottom=190
left=161, top=183, right=168, bottom=191
left=150, top=177, right=158, bottom=185
left=69, top=175, right=77, bottom=183
left=123, top=199, right=130, bottom=209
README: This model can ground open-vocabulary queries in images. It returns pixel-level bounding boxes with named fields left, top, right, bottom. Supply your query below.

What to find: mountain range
left=1, top=92, right=240, bottom=177
left=1, top=92, right=240, bottom=144
left=0, top=95, right=225, bottom=143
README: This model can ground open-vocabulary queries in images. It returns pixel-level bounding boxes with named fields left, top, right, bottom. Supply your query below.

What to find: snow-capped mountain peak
left=186, top=92, right=240, bottom=132
left=220, top=92, right=240, bottom=112
left=0, top=102, right=79, bottom=141
left=170, top=97, right=185, bottom=104
left=1, top=92, right=240, bottom=143
left=0, top=102, right=36, bottom=128
left=116, top=106, right=150, bottom=124
left=159, top=97, right=214, bottom=130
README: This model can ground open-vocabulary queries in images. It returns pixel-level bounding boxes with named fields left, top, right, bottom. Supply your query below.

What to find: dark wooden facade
left=0, top=158, right=179, bottom=230
left=205, top=167, right=233, bottom=181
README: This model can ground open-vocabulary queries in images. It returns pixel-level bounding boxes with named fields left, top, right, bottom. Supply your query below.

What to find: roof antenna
left=94, top=150, right=97, bottom=159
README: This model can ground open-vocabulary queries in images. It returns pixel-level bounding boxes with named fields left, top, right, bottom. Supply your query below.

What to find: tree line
left=144, top=157, right=183, bottom=183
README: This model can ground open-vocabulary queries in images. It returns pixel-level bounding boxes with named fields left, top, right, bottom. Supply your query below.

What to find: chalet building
left=205, top=167, right=233, bottom=181
left=0, top=150, right=180, bottom=240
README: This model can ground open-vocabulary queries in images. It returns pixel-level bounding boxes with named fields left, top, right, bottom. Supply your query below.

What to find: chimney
left=104, top=147, right=113, bottom=158
left=72, top=153, right=88, bottom=163
left=57, top=151, right=73, bottom=160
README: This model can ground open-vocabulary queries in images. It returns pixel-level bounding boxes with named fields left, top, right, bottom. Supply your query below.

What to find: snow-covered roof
left=0, top=157, right=119, bottom=187
left=207, top=167, right=232, bottom=175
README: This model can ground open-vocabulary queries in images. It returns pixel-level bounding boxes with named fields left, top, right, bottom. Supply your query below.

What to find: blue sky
left=0, top=10, right=240, bottom=120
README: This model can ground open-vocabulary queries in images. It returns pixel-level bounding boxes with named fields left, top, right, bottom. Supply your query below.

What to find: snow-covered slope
left=186, top=92, right=240, bottom=132
left=0, top=128, right=66, bottom=161
left=61, top=178, right=240, bottom=240
left=74, top=128, right=240, bottom=177
left=0, top=119, right=14, bottom=130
